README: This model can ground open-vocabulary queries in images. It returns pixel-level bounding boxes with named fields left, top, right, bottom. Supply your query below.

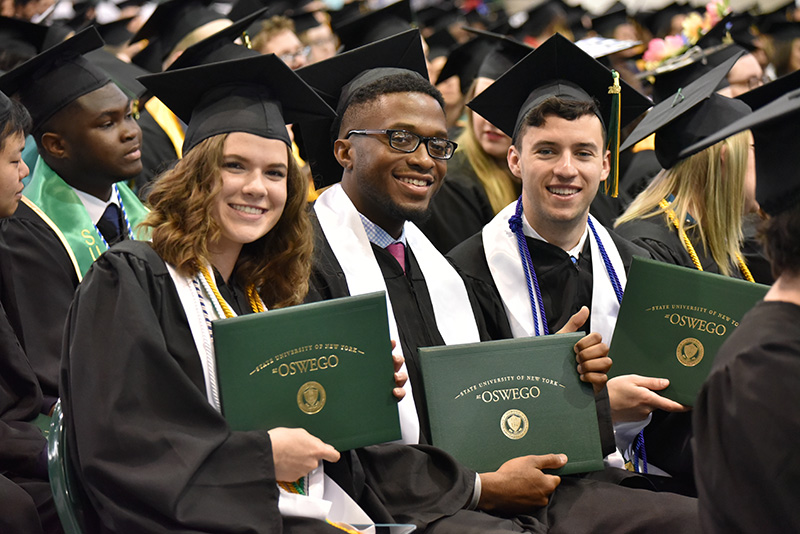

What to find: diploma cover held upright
left=608, top=257, right=769, bottom=406
left=418, top=333, right=604, bottom=474
left=213, top=291, right=401, bottom=451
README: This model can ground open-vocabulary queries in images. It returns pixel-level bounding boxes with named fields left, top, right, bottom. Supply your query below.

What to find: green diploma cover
left=212, top=291, right=401, bottom=451
left=418, top=333, right=604, bottom=474
left=608, top=257, right=769, bottom=406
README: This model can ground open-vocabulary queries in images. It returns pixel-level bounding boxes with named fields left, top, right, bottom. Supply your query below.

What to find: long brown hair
left=143, top=133, right=312, bottom=308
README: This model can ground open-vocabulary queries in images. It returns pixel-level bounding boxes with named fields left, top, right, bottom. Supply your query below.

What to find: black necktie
left=97, top=203, right=123, bottom=244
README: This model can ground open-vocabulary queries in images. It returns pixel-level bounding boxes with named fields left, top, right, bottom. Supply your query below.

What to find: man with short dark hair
left=0, top=28, right=149, bottom=409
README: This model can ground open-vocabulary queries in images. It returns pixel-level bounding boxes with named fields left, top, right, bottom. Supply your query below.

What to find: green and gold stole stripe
left=24, top=157, right=150, bottom=279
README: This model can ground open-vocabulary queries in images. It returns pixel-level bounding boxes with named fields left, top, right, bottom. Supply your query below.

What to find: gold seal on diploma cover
left=297, top=381, right=326, bottom=414
left=500, top=409, right=529, bottom=440
left=676, top=337, right=704, bottom=367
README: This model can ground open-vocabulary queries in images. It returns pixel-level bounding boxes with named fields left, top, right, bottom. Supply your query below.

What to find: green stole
left=23, top=157, right=150, bottom=281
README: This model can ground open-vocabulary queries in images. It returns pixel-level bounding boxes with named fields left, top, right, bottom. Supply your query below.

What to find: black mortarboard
left=620, top=52, right=750, bottom=169
left=226, top=0, right=278, bottom=23
left=292, top=10, right=322, bottom=35
left=509, top=0, right=567, bottom=41
left=755, top=0, right=797, bottom=33
left=767, top=20, right=800, bottom=41
left=328, top=1, right=364, bottom=29
left=645, top=43, right=746, bottom=103
left=415, top=2, right=458, bottom=31
left=167, top=6, right=266, bottom=71
left=592, top=2, right=630, bottom=38
left=683, top=84, right=800, bottom=215
left=738, top=67, right=800, bottom=110
left=92, top=16, right=135, bottom=47
left=637, top=3, right=695, bottom=38
left=295, top=29, right=428, bottom=187
left=332, top=0, right=414, bottom=51
left=86, top=48, right=147, bottom=98
left=0, top=27, right=111, bottom=133
left=468, top=32, right=650, bottom=139
left=468, top=32, right=651, bottom=196
left=436, top=27, right=532, bottom=94
left=0, top=16, right=50, bottom=62
left=0, top=89, right=12, bottom=122
left=138, top=53, right=335, bottom=154
left=425, top=26, right=457, bottom=60
left=130, top=0, right=227, bottom=69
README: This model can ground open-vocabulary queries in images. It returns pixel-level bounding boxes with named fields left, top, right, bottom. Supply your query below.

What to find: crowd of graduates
left=1, top=0, right=799, bottom=532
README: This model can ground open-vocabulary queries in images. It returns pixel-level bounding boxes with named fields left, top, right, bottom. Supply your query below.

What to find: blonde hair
left=252, top=15, right=295, bottom=53
left=615, top=130, right=750, bottom=276
left=457, top=80, right=520, bottom=214
left=143, top=133, right=312, bottom=308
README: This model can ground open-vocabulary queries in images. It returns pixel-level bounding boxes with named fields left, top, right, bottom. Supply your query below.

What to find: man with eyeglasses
left=253, top=15, right=309, bottom=70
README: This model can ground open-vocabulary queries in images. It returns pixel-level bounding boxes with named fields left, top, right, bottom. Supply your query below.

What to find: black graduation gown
left=416, top=151, right=497, bottom=255
left=0, top=297, right=59, bottom=534
left=615, top=215, right=725, bottom=275
left=0, top=201, right=81, bottom=404
left=60, top=240, right=477, bottom=534
left=694, top=301, right=800, bottom=534
left=309, top=217, right=701, bottom=534
left=448, top=227, right=650, bottom=340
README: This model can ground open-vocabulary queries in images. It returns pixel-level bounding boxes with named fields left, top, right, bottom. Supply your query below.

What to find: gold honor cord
left=198, top=265, right=264, bottom=317
left=658, top=199, right=755, bottom=282
left=606, top=70, right=622, bottom=198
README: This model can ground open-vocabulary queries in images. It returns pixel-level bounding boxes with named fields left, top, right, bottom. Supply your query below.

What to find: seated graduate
left=60, top=52, right=490, bottom=534
left=689, top=78, right=800, bottom=534
left=0, top=27, right=147, bottom=414
left=297, top=31, right=702, bottom=534
left=0, top=89, right=62, bottom=534
left=447, top=34, right=693, bottom=485
left=615, top=53, right=758, bottom=280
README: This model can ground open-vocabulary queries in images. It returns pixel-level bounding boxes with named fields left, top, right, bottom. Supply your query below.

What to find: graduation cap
left=467, top=33, right=651, bottom=196
left=0, top=16, right=50, bottom=62
left=138, top=53, right=335, bottom=154
left=682, top=84, right=800, bottom=215
left=425, top=26, right=457, bottom=60
left=291, top=10, right=323, bottom=35
left=92, top=16, right=135, bottom=47
left=0, top=27, right=111, bottom=133
left=645, top=43, right=746, bottom=103
left=85, top=48, right=148, bottom=98
left=436, top=27, right=532, bottom=95
left=592, top=2, right=631, bottom=39
left=636, top=2, right=695, bottom=38
left=509, top=0, right=568, bottom=41
left=167, top=6, right=266, bottom=71
left=766, top=20, right=800, bottom=42
left=414, top=1, right=460, bottom=32
left=294, top=28, right=428, bottom=187
left=620, top=52, right=750, bottom=169
left=332, top=0, right=414, bottom=52
left=130, top=0, right=228, bottom=70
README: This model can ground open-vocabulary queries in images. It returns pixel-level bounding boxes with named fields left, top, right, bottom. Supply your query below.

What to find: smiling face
left=471, top=77, right=512, bottom=160
left=337, top=91, right=448, bottom=238
left=0, top=131, right=29, bottom=218
left=508, top=113, right=609, bottom=249
left=209, top=132, right=289, bottom=264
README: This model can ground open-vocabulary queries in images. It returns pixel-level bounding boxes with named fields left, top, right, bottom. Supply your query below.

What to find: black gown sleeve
left=0, top=202, right=80, bottom=401
left=60, top=243, right=288, bottom=534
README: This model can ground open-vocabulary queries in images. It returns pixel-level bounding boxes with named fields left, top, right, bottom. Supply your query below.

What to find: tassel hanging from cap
left=605, top=70, right=621, bottom=198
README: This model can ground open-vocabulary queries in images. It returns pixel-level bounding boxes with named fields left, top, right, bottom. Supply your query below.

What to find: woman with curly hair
left=57, top=54, right=362, bottom=533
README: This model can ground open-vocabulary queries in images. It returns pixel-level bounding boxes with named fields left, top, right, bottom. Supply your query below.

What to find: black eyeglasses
left=345, top=129, right=457, bottom=160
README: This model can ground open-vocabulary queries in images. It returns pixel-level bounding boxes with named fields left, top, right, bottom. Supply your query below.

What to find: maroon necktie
left=386, top=242, right=406, bottom=273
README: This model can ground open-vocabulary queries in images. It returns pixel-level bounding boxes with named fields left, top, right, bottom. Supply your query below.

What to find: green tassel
left=606, top=70, right=621, bottom=198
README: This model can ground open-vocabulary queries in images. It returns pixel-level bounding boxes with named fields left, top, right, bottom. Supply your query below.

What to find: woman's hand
left=267, top=427, right=340, bottom=482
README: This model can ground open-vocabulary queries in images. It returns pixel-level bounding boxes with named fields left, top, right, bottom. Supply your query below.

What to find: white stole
left=314, top=183, right=481, bottom=444
left=481, top=204, right=646, bottom=467
left=166, top=263, right=374, bottom=525
left=482, top=203, right=626, bottom=345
